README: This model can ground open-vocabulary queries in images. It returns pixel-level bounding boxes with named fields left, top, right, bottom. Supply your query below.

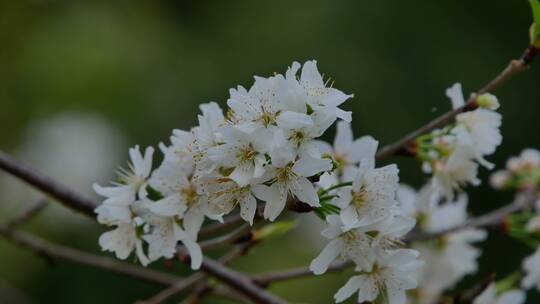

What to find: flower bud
left=476, top=93, right=500, bottom=110
left=490, top=170, right=509, bottom=189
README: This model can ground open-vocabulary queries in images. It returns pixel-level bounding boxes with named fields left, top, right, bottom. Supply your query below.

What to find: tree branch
left=0, top=150, right=285, bottom=304
left=7, top=198, right=48, bottom=229
left=0, top=224, right=182, bottom=286
left=199, top=214, right=244, bottom=239
left=0, top=151, right=98, bottom=216
left=177, top=253, right=287, bottom=304
left=252, top=260, right=351, bottom=287
left=405, top=189, right=537, bottom=242
left=375, top=45, right=539, bottom=161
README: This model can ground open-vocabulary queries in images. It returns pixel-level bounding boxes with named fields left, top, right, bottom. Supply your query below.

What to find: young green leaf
left=253, top=220, right=297, bottom=241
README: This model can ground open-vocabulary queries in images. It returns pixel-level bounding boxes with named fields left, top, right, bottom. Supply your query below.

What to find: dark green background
left=1, top=0, right=539, bottom=303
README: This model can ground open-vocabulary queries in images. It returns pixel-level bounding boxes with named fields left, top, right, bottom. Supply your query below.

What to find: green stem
left=319, top=181, right=352, bottom=196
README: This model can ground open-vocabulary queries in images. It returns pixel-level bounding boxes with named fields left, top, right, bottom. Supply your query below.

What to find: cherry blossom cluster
left=491, top=149, right=540, bottom=294
left=309, top=123, right=422, bottom=303
left=418, top=83, right=502, bottom=200
left=92, top=61, right=518, bottom=304
left=397, top=185, right=488, bottom=303
left=93, top=61, right=354, bottom=270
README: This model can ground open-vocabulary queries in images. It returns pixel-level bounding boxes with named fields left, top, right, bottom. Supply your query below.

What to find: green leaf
left=254, top=220, right=297, bottom=241
left=530, top=0, right=540, bottom=47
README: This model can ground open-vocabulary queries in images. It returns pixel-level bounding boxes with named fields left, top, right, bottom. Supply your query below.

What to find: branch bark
left=0, top=151, right=98, bottom=216
left=375, top=45, right=539, bottom=161
left=7, top=198, right=48, bottom=228
left=405, top=188, right=537, bottom=242
left=252, top=260, right=351, bottom=287
left=0, top=224, right=182, bottom=286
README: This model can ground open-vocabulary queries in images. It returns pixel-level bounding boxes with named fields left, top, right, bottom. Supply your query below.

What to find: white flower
left=207, top=126, right=267, bottom=186
left=310, top=213, right=416, bottom=275
left=295, top=60, right=352, bottom=123
left=522, top=247, right=540, bottom=291
left=431, top=145, right=479, bottom=200
left=227, top=72, right=304, bottom=135
left=316, top=121, right=378, bottom=180
left=204, top=177, right=259, bottom=225
left=334, top=249, right=422, bottom=304
left=159, top=129, right=195, bottom=172
left=446, top=83, right=502, bottom=169
left=149, top=161, right=210, bottom=238
left=473, top=283, right=525, bottom=304
left=412, top=194, right=487, bottom=299
left=396, top=184, right=437, bottom=218
left=98, top=221, right=150, bottom=266
left=142, top=213, right=202, bottom=270
left=94, top=145, right=154, bottom=224
left=253, top=150, right=331, bottom=221
left=336, top=162, right=399, bottom=230
left=310, top=215, right=374, bottom=274
left=526, top=216, right=540, bottom=232
left=276, top=111, right=333, bottom=157
left=192, top=102, right=226, bottom=175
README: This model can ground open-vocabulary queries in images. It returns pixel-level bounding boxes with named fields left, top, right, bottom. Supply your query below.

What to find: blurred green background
left=1, top=0, right=539, bottom=303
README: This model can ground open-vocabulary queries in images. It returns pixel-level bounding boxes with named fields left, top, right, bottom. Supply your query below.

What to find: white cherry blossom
left=522, top=247, right=540, bottom=291
left=334, top=249, right=422, bottom=304
left=473, top=283, right=525, bottom=304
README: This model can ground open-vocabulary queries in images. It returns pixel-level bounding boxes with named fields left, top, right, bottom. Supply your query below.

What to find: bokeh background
left=1, top=0, right=539, bottom=303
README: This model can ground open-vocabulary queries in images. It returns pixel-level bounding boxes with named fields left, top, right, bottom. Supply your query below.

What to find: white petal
left=98, top=224, right=135, bottom=260
left=310, top=238, right=344, bottom=275
left=276, top=111, right=313, bottom=129
left=148, top=194, right=187, bottom=217
left=240, top=194, right=257, bottom=225
left=291, top=177, right=320, bottom=206
left=349, top=135, right=378, bottom=163
left=253, top=183, right=287, bottom=221
left=183, top=207, right=205, bottom=239
left=333, top=121, right=353, bottom=154
left=446, top=82, right=465, bottom=109
left=292, top=155, right=332, bottom=177
left=334, top=275, right=364, bottom=303
left=340, top=204, right=359, bottom=229
left=230, top=163, right=255, bottom=187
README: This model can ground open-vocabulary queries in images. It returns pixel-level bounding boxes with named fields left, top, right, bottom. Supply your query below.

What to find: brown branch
left=145, top=232, right=258, bottom=304
left=212, top=285, right=254, bottom=304
left=0, top=150, right=284, bottom=304
left=0, top=151, right=98, bottom=216
left=375, top=45, right=539, bottom=161
left=198, top=214, right=244, bottom=239
left=0, top=224, right=182, bottom=286
left=178, top=254, right=287, bottom=304
left=252, top=260, right=351, bottom=287
left=199, top=223, right=252, bottom=251
left=452, top=273, right=496, bottom=304
left=405, top=189, right=537, bottom=242
left=7, top=198, right=48, bottom=228
left=140, top=273, right=206, bottom=304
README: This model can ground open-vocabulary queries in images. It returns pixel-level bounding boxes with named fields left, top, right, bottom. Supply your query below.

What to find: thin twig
left=405, top=189, right=537, bottom=242
left=375, top=46, right=538, bottom=161
left=199, top=214, right=244, bottom=239
left=0, top=224, right=181, bottom=286
left=0, top=151, right=98, bottom=216
left=141, top=273, right=206, bottom=304
left=7, top=198, right=48, bottom=228
left=199, top=223, right=251, bottom=251
left=213, top=285, right=254, bottom=304
left=143, top=233, right=258, bottom=304
left=252, top=260, right=351, bottom=287
left=177, top=255, right=287, bottom=304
